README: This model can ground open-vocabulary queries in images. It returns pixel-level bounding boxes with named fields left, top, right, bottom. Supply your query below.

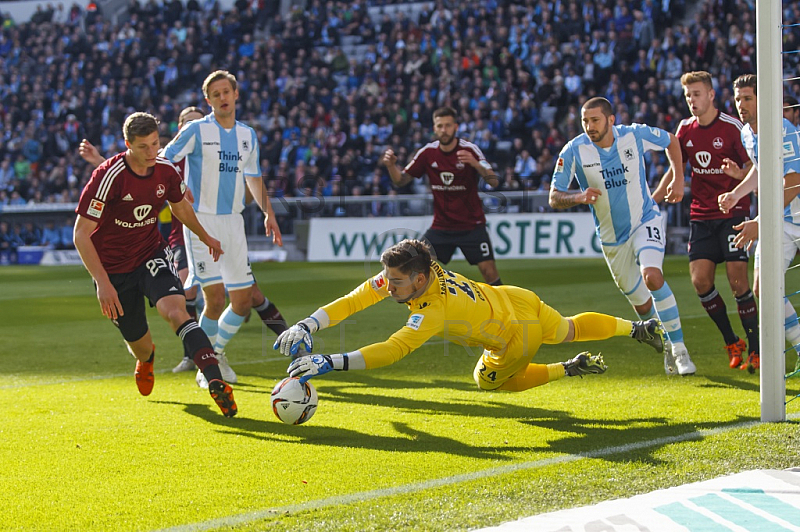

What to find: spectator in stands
left=41, top=220, right=62, bottom=249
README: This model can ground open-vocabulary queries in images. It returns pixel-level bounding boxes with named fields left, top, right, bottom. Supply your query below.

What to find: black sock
left=699, top=286, right=738, bottom=345
left=185, top=297, right=198, bottom=320
left=176, top=320, right=222, bottom=381
left=490, top=278, right=502, bottom=286
left=255, top=299, right=288, bottom=334
left=147, top=349, right=154, bottom=363
left=736, top=289, right=759, bottom=352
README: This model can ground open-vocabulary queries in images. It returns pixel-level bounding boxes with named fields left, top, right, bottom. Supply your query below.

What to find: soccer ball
left=271, top=377, right=318, bottom=425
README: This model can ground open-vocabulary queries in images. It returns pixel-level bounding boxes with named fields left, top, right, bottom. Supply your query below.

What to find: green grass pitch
left=2, top=257, right=799, bottom=531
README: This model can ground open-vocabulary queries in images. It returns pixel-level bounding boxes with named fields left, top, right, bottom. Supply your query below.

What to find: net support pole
left=756, top=0, right=786, bottom=422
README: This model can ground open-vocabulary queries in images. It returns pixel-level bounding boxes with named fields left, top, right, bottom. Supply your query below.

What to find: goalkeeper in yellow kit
left=275, top=239, right=666, bottom=390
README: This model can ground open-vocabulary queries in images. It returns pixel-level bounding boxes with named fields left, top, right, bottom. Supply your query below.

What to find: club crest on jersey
left=713, top=137, right=724, bottom=150
left=156, top=184, right=166, bottom=198
left=87, top=199, right=105, bottom=218
left=695, top=151, right=712, bottom=168
left=440, top=172, right=455, bottom=185
left=455, top=162, right=464, bottom=169
left=624, top=148, right=635, bottom=161
left=133, top=205, right=152, bottom=221
left=406, top=313, right=425, bottom=330
left=241, top=140, right=250, bottom=152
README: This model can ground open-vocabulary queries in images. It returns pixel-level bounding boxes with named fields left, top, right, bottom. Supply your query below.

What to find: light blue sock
left=199, top=314, right=218, bottom=347
left=784, top=297, right=800, bottom=356
left=652, top=283, right=684, bottom=344
left=214, top=306, right=246, bottom=353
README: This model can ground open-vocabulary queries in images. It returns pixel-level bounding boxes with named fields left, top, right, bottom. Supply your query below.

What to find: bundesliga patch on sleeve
left=555, top=157, right=564, bottom=173
left=87, top=199, right=105, bottom=218
left=406, top=313, right=425, bottom=330
left=370, top=273, right=387, bottom=291
left=180, top=181, right=186, bottom=194
left=783, top=141, right=796, bottom=159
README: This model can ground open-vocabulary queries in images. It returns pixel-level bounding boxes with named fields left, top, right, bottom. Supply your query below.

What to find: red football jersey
left=76, top=152, right=185, bottom=273
left=404, top=138, right=488, bottom=230
left=676, top=111, right=750, bottom=220
left=167, top=159, right=187, bottom=248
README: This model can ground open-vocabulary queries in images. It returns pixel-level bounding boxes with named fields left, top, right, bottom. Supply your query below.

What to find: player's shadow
left=519, top=412, right=760, bottom=466
left=700, top=374, right=761, bottom=393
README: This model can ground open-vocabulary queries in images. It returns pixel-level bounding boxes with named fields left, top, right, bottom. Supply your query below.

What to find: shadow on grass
left=154, top=370, right=761, bottom=466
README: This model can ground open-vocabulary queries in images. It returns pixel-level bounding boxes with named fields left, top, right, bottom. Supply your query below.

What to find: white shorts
left=754, top=221, right=800, bottom=271
left=601, top=214, right=667, bottom=307
left=184, top=212, right=254, bottom=290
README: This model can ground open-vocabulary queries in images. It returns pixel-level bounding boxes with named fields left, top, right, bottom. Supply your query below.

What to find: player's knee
left=642, top=269, right=664, bottom=291
left=473, top=364, right=502, bottom=391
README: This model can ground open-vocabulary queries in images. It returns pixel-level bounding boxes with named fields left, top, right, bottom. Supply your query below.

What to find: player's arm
left=287, top=310, right=440, bottom=381
left=652, top=167, right=672, bottom=204
left=169, top=197, right=223, bottom=261
left=162, top=123, right=196, bottom=163
left=721, top=158, right=752, bottom=181
left=548, top=145, right=602, bottom=208
left=381, top=149, right=414, bottom=187
left=78, top=139, right=106, bottom=167
left=457, top=149, right=499, bottom=187
left=245, top=175, right=283, bottom=246
left=274, top=275, right=391, bottom=356
left=719, top=164, right=758, bottom=214
left=73, top=215, right=123, bottom=320
left=663, top=133, right=685, bottom=203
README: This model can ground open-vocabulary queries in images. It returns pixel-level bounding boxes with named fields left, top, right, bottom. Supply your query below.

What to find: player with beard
left=550, top=97, right=697, bottom=376
left=653, top=71, right=757, bottom=369
left=381, top=107, right=502, bottom=285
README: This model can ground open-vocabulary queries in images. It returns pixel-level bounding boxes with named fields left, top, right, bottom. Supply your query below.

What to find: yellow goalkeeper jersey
left=321, top=262, right=520, bottom=369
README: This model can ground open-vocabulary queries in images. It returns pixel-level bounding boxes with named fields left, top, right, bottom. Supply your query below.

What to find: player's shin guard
left=735, top=290, right=758, bottom=349
left=569, top=312, right=630, bottom=341
left=651, top=283, right=685, bottom=345
left=700, top=286, right=738, bottom=345
left=784, top=297, right=800, bottom=357
left=177, top=320, right=222, bottom=382
left=214, top=306, right=246, bottom=353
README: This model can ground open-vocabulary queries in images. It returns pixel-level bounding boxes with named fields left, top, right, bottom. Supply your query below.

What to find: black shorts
left=106, top=246, right=184, bottom=342
left=172, top=244, right=188, bottom=271
left=423, top=225, right=495, bottom=265
left=688, top=217, right=749, bottom=263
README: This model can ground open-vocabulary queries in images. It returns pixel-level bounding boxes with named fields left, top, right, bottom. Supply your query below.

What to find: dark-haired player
left=274, top=239, right=666, bottom=389
left=381, top=107, right=502, bottom=285
left=73, top=112, right=237, bottom=417
left=653, top=71, right=757, bottom=369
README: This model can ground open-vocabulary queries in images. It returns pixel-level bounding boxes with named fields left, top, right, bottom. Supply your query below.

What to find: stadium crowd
left=0, top=0, right=797, bottom=222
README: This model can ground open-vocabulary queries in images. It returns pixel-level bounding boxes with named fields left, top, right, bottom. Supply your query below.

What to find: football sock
left=569, top=312, right=628, bottom=341
left=498, top=363, right=554, bottom=391
left=637, top=306, right=656, bottom=321
left=699, top=286, right=738, bottom=345
left=185, top=297, right=198, bottom=320
left=254, top=298, right=289, bottom=334
left=489, top=278, right=503, bottom=286
left=214, top=306, right=246, bottom=353
left=651, top=283, right=685, bottom=344
left=177, top=320, right=222, bottom=381
left=147, top=349, right=154, bottom=364
left=199, top=313, right=218, bottom=347
left=735, top=289, right=759, bottom=351
left=784, top=297, right=800, bottom=356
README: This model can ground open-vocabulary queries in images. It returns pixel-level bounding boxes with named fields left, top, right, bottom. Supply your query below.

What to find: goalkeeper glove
left=273, top=317, right=319, bottom=356
left=287, top=354, right=348, bottom=383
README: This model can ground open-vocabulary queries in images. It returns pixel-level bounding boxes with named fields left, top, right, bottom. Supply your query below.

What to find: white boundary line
left=156, top=413, right=800, bottom=532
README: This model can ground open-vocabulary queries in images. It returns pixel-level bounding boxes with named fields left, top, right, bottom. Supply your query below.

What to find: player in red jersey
left=73, top=112, right=237, bottom=417
left=653, top=71, right=757, bottom=369
left=381, top=107, right=502, bottom=285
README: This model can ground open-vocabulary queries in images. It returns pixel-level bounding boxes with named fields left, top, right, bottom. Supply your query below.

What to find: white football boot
left=672, top=343, right=696, bottom=376
left=216, top=351, right=237, bottom=384
left=172, top=358, right=196, bottom=373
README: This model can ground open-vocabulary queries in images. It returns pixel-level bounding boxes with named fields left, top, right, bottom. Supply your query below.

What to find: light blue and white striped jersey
left=163, top=114, right=261, bottom=215
left=551, top=123, right=670, bottom=245
left=741, top=118, right=800, bottom=226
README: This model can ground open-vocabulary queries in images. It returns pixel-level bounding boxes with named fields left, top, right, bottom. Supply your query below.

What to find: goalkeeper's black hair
left=381, top=239, right=432, bottom=278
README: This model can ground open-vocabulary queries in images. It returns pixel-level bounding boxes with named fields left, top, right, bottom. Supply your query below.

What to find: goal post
left=756, top=0, right=786, bottom=422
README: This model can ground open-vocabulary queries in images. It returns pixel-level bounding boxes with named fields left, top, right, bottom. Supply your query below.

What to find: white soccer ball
left=271, top=377, right=318, bottom=425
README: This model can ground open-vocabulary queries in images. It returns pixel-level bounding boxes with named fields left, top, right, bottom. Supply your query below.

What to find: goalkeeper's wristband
left=329, top=353, right=349, bottom=371
left=299, top=316, right=320, bottom=333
